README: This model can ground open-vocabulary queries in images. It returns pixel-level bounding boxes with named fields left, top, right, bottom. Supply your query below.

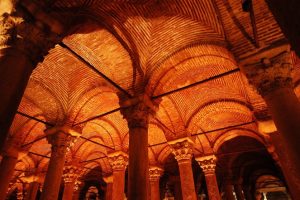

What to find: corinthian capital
left=196, top=155, right=217, bottom=175
left=108, top=151, right=128, bottom=171
left=149, top=166, right=164, bottom=182
left=243, top=51, right=293, bottom=96
left=119, top=94, right=159, bottom=129
left=169, top=138, right=194, bottom=163
left=63, top=165, right=83, bottom=183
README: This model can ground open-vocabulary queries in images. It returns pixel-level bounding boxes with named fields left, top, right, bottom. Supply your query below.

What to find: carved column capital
left=243, top=51, right=293, bottom=96
left=149, top=166, right=164, bottom=182
left=196, top=155, right=217, bottom=175
left=63, top=165, right=82, bottom=183
left=119, top=94, right=158, bottom=129
left=45, top=125, right=81, bottom=158
left=169, top=138, right=194, bottom=163
left=108, top=151, right=128, bottom=171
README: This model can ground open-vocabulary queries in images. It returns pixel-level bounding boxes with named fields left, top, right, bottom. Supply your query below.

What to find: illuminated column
left=259, top=120, right=300, bottom=197
left=149, top=166, right=164, bottom=200
left=22, top=174, right=40, bottom=200
left=0, top=138, right=25, bottom=200
left=120, top=94, right=158, bottom=200
left=108, top=151, right=128, bottom=200
left=40, top=126, right=80, bottom=200
left=103, top=175, right=113, bottom=200
left=72, top=181, right=82, bottom=200
left=0, top=3, right=62, bottom=149
left=242, top=50, right=300, bottom=165
left=62, top=165, right=82, bottom=200
left=196, top=155, right=221, bottom=200
left=169, top=138, right=197, bottom=200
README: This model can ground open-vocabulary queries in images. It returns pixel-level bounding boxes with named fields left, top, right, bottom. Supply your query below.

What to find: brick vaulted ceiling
left=6, top=0, right=300, bottom=185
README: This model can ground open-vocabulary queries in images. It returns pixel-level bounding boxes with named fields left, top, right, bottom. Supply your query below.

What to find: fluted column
left=149, top=166, right=164, bottom=200
left=120, top=94, right=158, bottom=200
left=243, top=50, right=300, bottom=163
left=62, top=165, right=82, bottom=200
left=103, top=175, right=113, bottom=200
left=169, top=138, right=197, bottom=200
left=40, top=126, right=80, bottom=200
left=0, top=138, right=25, bottom=200
left=196, top=155, right=221, bottom=200
left=108, top=151, right=128, bottom=200
left=0, top=3, right=62, bottom=149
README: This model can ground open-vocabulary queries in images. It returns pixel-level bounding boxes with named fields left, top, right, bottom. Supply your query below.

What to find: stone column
left=0, top=138, right=25, bottom=200
left=103, top=175, right=113, bottom=200
left=120, top=94, right=158, bottom=200
left=149, top=166, right=164, bottom=200
left=108, top=151, right=128, bottom=200
left=40, top=126, right=80, bottom=200
left=169, top=138, right=197, bottom=200
left=72, top=181, right=82, bottom=200
left=0, top=3, right=62, bottom=149
left=62, top=165, right=82, bottom=200
left=258, top=120, right=300, bottom=197
left=196, top=155, right=221, bottom=200
left=243, top=50, right=300, bottom=164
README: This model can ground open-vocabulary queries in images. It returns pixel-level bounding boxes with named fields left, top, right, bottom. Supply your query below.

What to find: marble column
left=120, top=94, right=158, bottom=200
left=108, top=151, right=128, bottom=200
left=103, top=175, right=113, bottom=200
left=196, top=155, right=221, bottom=200
left=169, top=138, right=197, bottom=200
left=243, top=50, right=300, bottom=165
left=0, top=138, right=24, bottom=200
left=62, top=165, right=82, bottom=200
left=40, top=126, right=79, bottom=200
left=0, top=4, right=62, bottom=149
left=149, top=166, right=164, bottom=200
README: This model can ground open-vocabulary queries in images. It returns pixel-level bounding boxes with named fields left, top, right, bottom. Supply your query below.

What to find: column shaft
left=178, top=161, right=197, bottom=200
left=112, top=170, right=126, bottom=200
left=269, top=132, right=300, bottom=198
left=40, top=132, right=72, bottom=200
left=150, top=180, right=160, bottom=200
left=203, top=174, right=221, bottom=200
left=25, top=182, right=39, bottom=200
left=224, top=184, right=235, bottom=200
left=128, top=126, right=148, bottom=200
left=105, top=182, right=113, bottom=200
left=62, top=181, right=75, bottom=200
left=0, top=155, right=18, bottom=200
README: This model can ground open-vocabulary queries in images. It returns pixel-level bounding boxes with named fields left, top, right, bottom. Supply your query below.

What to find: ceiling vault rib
left=152, top=68, right=240, bottom=99
left=79, top=156, right=106, bottom=163
left=28, top=151, right=51, bottom=158
left=80, top=136, right=115, bottom=150
left=148, top=120, right=256, bottom=147
left=59, top=42, right=132, bottom=98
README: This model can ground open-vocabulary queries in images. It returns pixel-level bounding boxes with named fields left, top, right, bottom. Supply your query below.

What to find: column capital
left=45, top=125, right=80, bottom=157
left=108, top=151, right=128, bottom=171
left=63, top=165, right=82, bottom=183
left=168, top=138, right=194, bottom=163
left=103, top=174, right=114, bottom=183
left=119, top=94, right=158, bottom=129
left=242, top=51, right=293, bottom=96
left=149, top=166, right=164, bottom=182
left=196, top=155, right=217, bottom=175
